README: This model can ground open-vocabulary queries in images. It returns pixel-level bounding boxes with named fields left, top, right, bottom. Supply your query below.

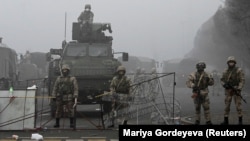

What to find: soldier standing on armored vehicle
left=186, top=61, right=214, bottom=125
left=109, top=66, right=131, bottom=127
left=52, top=64, right=78, bottom=128
left=77, top=4, right=94, bottom=37
left=220, top=56, right=245, bottom=125
left=78, top=4, right=94, bottom=24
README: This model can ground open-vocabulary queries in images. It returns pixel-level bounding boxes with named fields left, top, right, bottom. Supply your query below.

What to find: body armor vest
left=194, top=72, right=209, bottom=89
left=58, top=76, right=74, bottom=95
left=224, top=67, right=240, bottom=86
left=113, top=76, right=130, bottom=94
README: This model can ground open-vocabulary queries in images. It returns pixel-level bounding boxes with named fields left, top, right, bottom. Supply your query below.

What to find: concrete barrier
left=0, top=89, right=36, bottom=130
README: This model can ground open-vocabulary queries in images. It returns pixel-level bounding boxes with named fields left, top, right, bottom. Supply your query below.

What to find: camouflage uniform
left=186, top=62, right=214, bottom=125
left=220, top=56, right=245, bottom=125
left=78, top=4, right=94, bottom=38
left=110, top=75, right=131, bottom=94
left=109, top=66, right=131, bottom=127
left=52, top=64, right=78, bottom=128
left=78, top=4, right=94, bottom=24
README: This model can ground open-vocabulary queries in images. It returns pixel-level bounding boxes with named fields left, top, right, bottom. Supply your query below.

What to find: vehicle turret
left=72, top=22, right=113, bottom=43
left=46, top=13, right=129, bottom=116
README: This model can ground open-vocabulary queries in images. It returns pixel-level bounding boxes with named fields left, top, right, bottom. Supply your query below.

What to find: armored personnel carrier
left=0, top=38, right=18, bottom=90
left=47, top=20, right=128, bottom=115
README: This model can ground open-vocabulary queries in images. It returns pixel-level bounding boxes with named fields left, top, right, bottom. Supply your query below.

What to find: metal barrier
left=101, top=72, right=181, bottom=126
left=0, top=73, right=181, bottom=131
left=0, top=89, right=36, bottom=130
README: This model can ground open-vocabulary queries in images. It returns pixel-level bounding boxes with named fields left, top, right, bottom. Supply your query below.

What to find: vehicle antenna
left=64, top=12, right=67, bottom=41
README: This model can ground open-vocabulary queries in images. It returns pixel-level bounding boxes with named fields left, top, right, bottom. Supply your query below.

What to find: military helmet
left=227, top=56, right=236, bottom=64
left=61, top=64, right=70, bottom=71
left=196, top=61, right=206, bottom=69
left=117, top=66, right=126, bottom=73
left=85, top=4, right=91, bottom=9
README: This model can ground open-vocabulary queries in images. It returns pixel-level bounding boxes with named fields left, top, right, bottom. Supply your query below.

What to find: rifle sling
left=197, top=72, right=204, bottom=88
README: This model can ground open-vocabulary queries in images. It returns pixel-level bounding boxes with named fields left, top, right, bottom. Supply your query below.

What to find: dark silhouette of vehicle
left=46, top=18, right=128, bottom=116
left=0, top=39, right=18, bottom=90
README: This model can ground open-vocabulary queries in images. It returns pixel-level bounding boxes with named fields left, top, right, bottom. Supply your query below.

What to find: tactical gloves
left=236, top=89, right=241, bottom=93
left=192, top=87, right=200, bottom=93
left=205, top=77, right=210, bottom=83
left=223, top=83, right=232, bottom=89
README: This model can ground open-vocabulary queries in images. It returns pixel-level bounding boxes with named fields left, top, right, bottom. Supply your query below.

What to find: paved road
left=0, top=129, right=119, bottom=140
left=172, top=86, right=250, bottom=125
left=0, top=85, right=249, bottom=140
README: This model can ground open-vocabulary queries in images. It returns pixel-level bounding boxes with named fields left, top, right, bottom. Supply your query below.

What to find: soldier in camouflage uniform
left=109, top=66, right=131, bottom=127
left=78, top=4, right=94, bottom=38
left=78, top=4, right=94, bottom=24
left=52, top=64, right=78, bottom=128
left=220, top=56, right=245, bottom=125
left=186, top=61, right=214, bottom=125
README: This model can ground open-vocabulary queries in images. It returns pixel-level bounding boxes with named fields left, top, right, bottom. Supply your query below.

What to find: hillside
left=185, top=0, right=250, bottom=76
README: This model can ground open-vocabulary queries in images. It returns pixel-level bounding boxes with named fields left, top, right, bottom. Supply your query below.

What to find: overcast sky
left=0, top=0, right=223, bottom=61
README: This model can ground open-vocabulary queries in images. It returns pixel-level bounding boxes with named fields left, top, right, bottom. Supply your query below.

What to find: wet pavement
left=181, top=110, right=250, bottom=125
left=0, top=86, right=249, bottom=140
left=0, top=129, right=119, bottom=141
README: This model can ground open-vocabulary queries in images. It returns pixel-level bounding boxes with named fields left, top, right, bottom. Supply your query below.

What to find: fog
left=0, top=0, right=222, bottom=61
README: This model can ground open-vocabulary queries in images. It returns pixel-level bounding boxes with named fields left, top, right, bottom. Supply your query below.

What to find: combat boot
left=220, top=117, right=228, bottom=125
left=108, top=124, right=114, bottom=128
left=70, top=118, right=75, bottom=128
left=194, top=120, right=200, bottom=125
left=108, top=119, right=115, bottom=128
left=206, top=121, right=212, bottom=125
left=54, top=118, right=60, bottom=128
left=123, top=120, right=128, bottom=125
left=238, top=116, right=243, bottom=125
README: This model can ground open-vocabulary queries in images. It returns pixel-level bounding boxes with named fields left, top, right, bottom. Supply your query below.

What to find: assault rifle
left=95, top=91, right=113, bottom=98
left=228, top=84, right=247, bottom=104
left=191, top=87, right=200, bottom=99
